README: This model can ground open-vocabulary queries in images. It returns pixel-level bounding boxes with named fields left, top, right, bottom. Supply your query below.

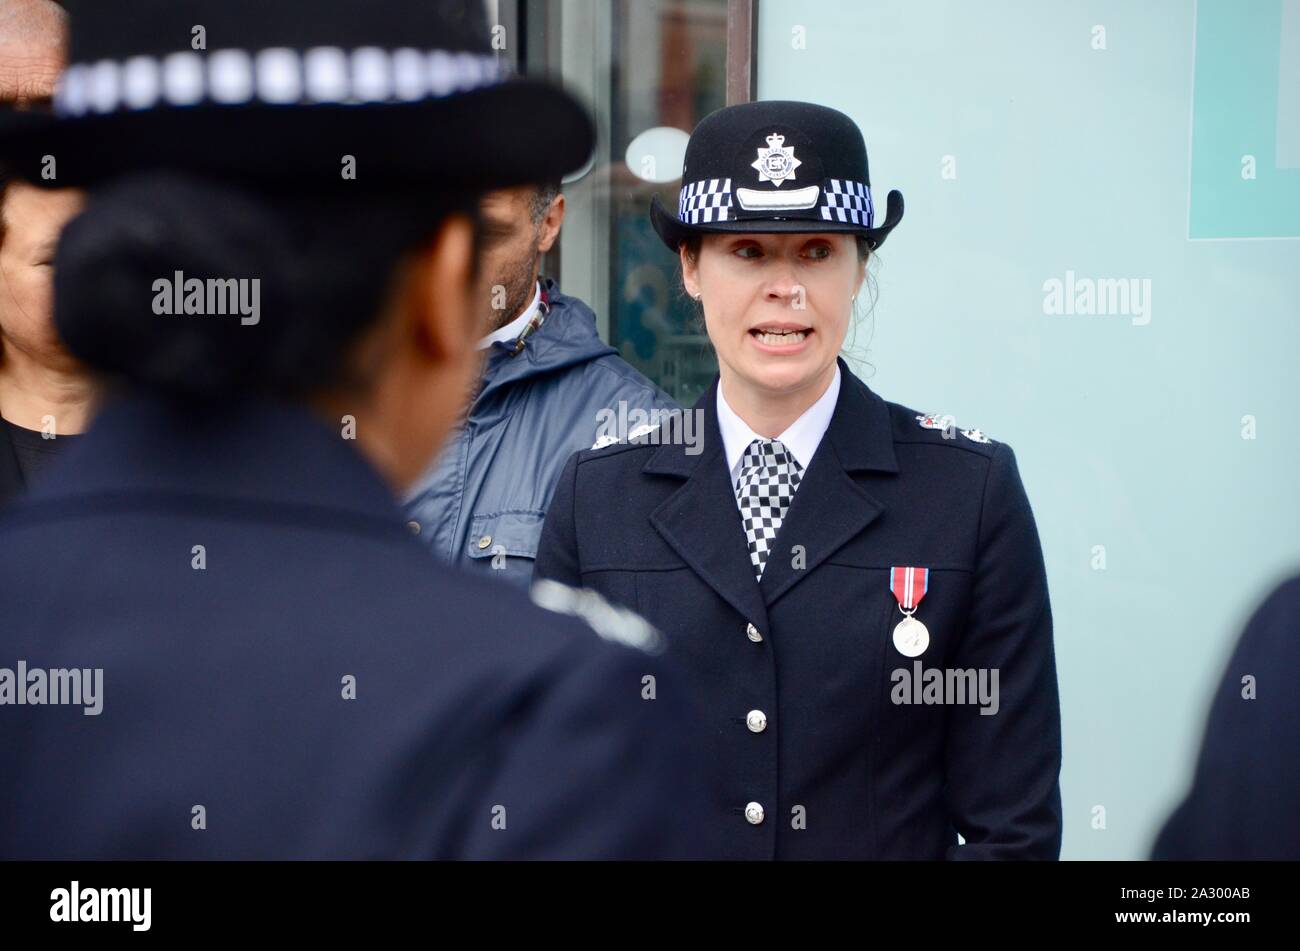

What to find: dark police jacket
left=0, top=392, right=709, bottom=859
left=1152, top=574, right=1300, bottom=860
left=535, top=359, right=1063, bottom=859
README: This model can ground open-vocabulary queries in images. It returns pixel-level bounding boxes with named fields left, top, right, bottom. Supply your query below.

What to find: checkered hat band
left=819, top=178, right=874, bottom=227
left=678, top=177, right=874, bottom=228
left=678, top=178, right=733, bottom=224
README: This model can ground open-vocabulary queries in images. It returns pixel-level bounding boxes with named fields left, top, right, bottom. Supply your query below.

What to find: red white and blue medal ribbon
left=889, top=566, right=929, bottom=612
left=889, top=566, right=930, bottom=657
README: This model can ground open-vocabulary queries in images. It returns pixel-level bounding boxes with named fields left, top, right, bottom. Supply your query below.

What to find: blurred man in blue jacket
left=404, top=182, right=677, bottom=588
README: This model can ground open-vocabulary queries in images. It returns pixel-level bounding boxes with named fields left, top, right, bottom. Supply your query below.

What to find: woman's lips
left=749, top=327, right=813, bottom=353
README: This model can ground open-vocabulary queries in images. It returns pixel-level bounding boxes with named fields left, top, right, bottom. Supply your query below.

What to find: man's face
left=0, top=0, right=66, bottom=106
left=474, top=186, right=559, bottom=336
left=0, top=182, right=86, bottom=368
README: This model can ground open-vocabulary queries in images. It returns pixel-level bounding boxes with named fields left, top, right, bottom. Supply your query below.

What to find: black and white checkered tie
left=735, top=438, right=804, bottom=581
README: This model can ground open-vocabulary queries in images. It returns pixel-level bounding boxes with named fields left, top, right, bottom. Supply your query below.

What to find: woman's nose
left=763, top=262, right=801, bottom=302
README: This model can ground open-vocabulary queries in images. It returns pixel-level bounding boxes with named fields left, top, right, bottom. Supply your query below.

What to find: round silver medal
left=892, top=615, right=929, bottom=657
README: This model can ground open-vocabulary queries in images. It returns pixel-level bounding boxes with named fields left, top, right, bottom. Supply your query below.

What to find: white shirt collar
left=477, top=281, right=541, bottom=351
left=716, top=363, right=842, bottom=484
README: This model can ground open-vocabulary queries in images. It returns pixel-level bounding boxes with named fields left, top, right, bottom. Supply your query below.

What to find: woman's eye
left=734, top=245, right=762, bottom=259
left=805, top=244, right=831, bottom=259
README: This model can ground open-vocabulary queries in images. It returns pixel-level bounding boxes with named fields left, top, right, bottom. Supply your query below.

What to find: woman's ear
left=679, top=243, right=701, bottom=300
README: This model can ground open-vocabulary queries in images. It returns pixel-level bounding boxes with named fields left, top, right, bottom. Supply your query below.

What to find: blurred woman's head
left=680, top=230, right=868, bottom=406
left=51, top=172, right=484, bottom=490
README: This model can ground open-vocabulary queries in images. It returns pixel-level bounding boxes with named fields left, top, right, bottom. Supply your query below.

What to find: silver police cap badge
left=752, top=132, right=801, bottom=187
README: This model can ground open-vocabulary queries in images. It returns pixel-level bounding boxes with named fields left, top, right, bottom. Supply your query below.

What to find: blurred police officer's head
left=0, top=0, right=594, bottom=492
left=52, top=175, right=488, bottom=491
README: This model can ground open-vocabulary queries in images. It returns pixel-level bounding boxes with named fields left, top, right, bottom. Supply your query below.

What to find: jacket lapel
left=759, top=361, right=899, bottom=606
left=644, top=381, right=769, bottom=629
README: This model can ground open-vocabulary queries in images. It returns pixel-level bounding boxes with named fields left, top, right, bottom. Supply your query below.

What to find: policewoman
left=535, top=100, right=1063, bottom=859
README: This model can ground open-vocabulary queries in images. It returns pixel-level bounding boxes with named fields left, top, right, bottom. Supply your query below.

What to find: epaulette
left=590, top=422, right=661, bottom=451
left=913, top=412, right=994, bottom=445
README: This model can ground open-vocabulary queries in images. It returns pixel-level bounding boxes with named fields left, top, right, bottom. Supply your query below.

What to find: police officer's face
left=0, top=182, right=86, bottom=370
left=682, top=231, right=864, bottom=399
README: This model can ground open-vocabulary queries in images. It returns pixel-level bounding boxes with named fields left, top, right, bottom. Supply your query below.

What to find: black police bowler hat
left=650, top=100, right=903, bottom=253
left=0, top=0, right=594, bottom=192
